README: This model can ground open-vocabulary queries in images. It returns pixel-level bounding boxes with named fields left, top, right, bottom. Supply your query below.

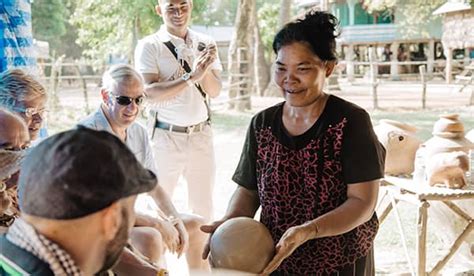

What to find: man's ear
left=101, top=89, right=112, bottom=106
left=100, top=202, right=121, bottom=241
left=325, top=61, right=337, bottom=78
left=155, top=4, right=163, bottom=17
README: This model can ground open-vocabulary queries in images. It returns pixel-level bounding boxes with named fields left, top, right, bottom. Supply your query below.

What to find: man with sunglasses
left=135, top=0, right=222, bottom=232
left=79, top=64, right=210, bottom=273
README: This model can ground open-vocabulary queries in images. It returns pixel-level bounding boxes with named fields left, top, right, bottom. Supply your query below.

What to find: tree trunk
left=278, top=0, right=292, bottom=28
left=253, top=3, right=270, bottom=97
left=131, top=16, right=140, bottom=64
left=228, top=0, right=255, bottom=111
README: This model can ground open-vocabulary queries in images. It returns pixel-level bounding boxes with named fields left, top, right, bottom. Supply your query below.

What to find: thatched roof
left=440, top=8, right=474, bottom=49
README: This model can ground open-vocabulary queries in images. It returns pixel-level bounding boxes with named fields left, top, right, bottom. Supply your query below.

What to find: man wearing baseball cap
left=0, top=127, right=157, bottom=275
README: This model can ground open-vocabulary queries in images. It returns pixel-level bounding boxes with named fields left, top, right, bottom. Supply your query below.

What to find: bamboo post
left=49, top=55, right=64, bottom=110
left=376, top=188, right=395, bottom=224
left=369, top=48, right=379, bottom=109
left=389, top=194, right=415, bottom=276
left=430, top=221, right=474, bottom=275
left=73, top=64, right=90, bottom=114
left=419, top=65, right=427, bottom=109
left=346, top=44, right=355, bottom=82
left=445, top=48, right=453, bottom=84
left=470, top=88, right=474, bottom=106
left=416, top=201, right=429, bottom=276
left=378, top=201, right=394, bottom=224
left=390, top=42, right=399, bottom=80
left=49, top=56, right=57, bottom=109
left=442, top=201, right=471, bottom=221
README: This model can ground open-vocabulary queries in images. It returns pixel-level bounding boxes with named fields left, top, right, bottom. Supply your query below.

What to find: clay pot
left=374, top=119, right=422, bottom=175
left=423, top=115, right=474, bottom=160
left=210, top=217, right=274, bottom=273
left=432, top=114, right=465, bottom=138
left=421, top=115, right=474, bottom=189
left=426, top=151, right=469, bottom=189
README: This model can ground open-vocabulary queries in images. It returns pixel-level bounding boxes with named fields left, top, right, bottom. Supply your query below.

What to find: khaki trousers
left=151, top=125, right=215, bottom=221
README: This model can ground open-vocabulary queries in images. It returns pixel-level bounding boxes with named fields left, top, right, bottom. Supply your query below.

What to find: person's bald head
left=0, top=108, right=30, bottom=150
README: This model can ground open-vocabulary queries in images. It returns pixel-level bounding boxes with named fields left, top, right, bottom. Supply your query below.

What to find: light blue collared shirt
left=78, top=107, right=158, bottom=175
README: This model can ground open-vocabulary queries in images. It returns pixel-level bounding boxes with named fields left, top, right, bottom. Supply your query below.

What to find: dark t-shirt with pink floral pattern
left=233, top=95, right=385, bottom=275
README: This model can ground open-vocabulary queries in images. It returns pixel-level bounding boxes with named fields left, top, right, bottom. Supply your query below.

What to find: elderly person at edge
left=0, top=128, right=157, bottom=275
left=0, top=69, right=47, bottom=143
left=79, top=64, right=209, bottom=273
left=0, top=108, right=30, bottom=232
left=202, top=11, right=385, bottom=275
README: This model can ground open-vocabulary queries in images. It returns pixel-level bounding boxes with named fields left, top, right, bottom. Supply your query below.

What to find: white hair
left=0, top=69, right=46, bottom=110
left=101, top=64, right=144, bottom=94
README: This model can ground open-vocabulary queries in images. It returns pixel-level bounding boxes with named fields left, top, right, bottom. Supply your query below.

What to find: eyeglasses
left=15, top=106, right=47, bottom=119
left=115, top=95, right=145, bottom=106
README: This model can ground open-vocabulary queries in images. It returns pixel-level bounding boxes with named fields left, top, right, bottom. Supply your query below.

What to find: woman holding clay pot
left=202, top=10, right=385, bottom=275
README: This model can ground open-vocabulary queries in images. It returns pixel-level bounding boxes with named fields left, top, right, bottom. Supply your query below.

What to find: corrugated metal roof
left=433, top=0, right=472, bottom=15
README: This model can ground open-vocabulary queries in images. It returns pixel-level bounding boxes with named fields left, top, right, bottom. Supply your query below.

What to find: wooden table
left=377, top=176, right=474, bottom=275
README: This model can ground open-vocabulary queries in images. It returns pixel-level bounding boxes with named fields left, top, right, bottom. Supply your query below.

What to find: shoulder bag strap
left=163, top=40, right=211, bottom=122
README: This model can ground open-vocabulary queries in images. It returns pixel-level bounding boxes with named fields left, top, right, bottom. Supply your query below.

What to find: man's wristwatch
left=181, top=73, right=194, bottom=87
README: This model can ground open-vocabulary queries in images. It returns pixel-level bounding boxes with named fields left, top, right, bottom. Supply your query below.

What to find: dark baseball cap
left=18, top=127, right=157, bottom=219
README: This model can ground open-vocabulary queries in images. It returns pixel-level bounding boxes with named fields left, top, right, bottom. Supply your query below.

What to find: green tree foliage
left=257, top=3, right=280, bottom=59
left=69, top=0, right=240, bottom=62
left=32, top=0, right=67, bottom=53
left=34, top=0, right=284, bottom=62
left=71, top=0, right=160, bottom=63
left=192, top=0, right=239, bottom=26
left=363, top=0, right=396, bottom=14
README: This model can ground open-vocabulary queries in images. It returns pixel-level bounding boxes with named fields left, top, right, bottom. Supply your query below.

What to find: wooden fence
left=37, top=57, right=474, bottom=113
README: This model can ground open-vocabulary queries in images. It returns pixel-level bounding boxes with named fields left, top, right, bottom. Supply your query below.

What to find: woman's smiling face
left=274, top=42, right=335, bottom=108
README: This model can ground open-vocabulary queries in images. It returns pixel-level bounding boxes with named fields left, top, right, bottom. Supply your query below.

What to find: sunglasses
left=115, top=96, right=145, bottom=106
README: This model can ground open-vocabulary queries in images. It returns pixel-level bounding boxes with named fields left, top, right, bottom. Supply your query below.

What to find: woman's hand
left=200, top=219, right=227, bottom=259
left=261, top=223, right=315, bottom=274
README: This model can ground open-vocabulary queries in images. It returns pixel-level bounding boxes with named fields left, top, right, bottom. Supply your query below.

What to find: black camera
left=197, top=42, right=206, bottom=52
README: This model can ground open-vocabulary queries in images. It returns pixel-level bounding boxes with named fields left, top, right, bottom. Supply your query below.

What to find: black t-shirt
left=232, top=95, right=385, bottom=274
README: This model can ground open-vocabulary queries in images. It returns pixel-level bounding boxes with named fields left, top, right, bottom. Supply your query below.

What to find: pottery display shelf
left=377, top=176, right=474, bottom=276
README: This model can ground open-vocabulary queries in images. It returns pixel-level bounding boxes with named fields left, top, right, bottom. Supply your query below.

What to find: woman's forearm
left=305, top=180, right=380, bottom=239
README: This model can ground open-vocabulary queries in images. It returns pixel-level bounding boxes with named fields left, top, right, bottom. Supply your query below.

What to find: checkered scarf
left=6, top=218, right=83, bottom=276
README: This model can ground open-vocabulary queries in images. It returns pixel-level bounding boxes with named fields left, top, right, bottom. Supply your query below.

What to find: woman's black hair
left=272, top=10, right=340, bottom=61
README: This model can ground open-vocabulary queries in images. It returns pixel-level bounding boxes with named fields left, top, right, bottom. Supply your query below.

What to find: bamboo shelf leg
left=429, top=221, right=474, bottom=275
left=416, top=201, right=429, bottom=276
left=389, top=193, right=415, bottom=276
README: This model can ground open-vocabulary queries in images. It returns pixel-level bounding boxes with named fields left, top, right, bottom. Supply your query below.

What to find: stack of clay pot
left=374, top=119, right=422, bottom=176
left=422, top=114, right=474, bottom=189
